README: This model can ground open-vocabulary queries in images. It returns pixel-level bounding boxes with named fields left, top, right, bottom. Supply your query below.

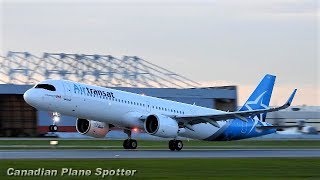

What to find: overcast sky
left=1, top=0, right=318, bottom=105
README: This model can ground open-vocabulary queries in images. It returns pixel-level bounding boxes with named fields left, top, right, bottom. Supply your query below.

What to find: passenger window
left=35, top=84, right=56, bottom=91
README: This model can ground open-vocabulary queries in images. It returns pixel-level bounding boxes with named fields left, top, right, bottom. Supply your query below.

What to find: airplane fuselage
left=24, top=79, right=275, bottom=141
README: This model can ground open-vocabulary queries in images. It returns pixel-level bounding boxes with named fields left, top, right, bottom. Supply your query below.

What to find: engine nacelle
left=301, top=126, right=318, bottom=134
left=144, top=114, right=178, bottom=138
left=76, top=118, right=109, bottom=138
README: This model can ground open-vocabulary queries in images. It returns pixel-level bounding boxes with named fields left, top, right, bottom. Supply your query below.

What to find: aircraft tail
left=239, top=74, right=276, bottom=121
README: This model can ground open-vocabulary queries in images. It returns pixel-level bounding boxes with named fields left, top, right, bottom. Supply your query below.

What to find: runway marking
left=1, top=149, right=320, bottom=159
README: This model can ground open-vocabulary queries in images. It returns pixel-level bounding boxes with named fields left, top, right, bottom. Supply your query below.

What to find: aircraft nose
left=23, top=89, right=37, bottom=106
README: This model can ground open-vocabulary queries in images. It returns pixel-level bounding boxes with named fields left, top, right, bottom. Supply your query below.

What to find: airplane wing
left=170, top=89, right=297, bottom=128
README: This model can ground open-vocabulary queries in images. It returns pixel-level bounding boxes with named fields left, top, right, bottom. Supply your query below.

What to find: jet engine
left=301, top=126, right=318, bottom=134
left=76, top=118, right=110, bottom=138
left=297, top=120, right=318, bottom=134
left=144, top=114, right=179, bottom=138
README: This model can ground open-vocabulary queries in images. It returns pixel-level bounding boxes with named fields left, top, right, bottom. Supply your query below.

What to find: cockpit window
left=35, top=84, right=56, bottom=91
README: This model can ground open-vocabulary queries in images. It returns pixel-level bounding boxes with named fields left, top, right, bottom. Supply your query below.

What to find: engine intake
left=144, top=114, right=178, bottom=138
left=76, top=118, right=109, bottom=138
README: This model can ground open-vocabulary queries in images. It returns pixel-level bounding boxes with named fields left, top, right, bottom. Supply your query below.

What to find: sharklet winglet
left=286, top=89, right=297, bottom=106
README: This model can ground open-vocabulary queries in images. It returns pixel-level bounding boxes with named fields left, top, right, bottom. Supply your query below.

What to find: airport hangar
left=0, top=52, right=237, bottom=137
left=1, top=52, right=319, bottom=137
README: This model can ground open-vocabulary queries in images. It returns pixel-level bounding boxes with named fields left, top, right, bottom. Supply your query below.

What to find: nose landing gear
left=49, top=112, right=60, bottom=132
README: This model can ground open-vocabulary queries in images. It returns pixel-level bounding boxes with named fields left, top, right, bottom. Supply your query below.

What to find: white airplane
left=24, top=74, right=297, bottom=151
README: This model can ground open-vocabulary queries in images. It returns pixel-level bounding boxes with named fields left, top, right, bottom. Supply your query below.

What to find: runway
left=1, top=149, right=320, bottom=159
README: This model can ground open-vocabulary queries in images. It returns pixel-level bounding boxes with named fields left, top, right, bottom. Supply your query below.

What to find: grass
left=0, top=158, right=319, bottom=179
left=1, top=139, right=320, bottom=149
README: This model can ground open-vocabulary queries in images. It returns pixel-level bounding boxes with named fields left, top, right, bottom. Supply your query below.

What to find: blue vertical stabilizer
left=239, top=74, right=276, bottom=121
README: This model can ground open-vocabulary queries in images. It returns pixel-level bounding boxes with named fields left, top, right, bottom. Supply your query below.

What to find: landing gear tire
left=123, top=139, right=137, bottom=149
left=130, top=139, right=137, bottom=149
left=168, top=140, right=183, bottom=151
left=174, top=140, right=183, bottom=151
left=49, top=125, right=58, bottom=132
left=123, top=139, right=129, bottom=149
left=169, top=140, right=175, bottom=151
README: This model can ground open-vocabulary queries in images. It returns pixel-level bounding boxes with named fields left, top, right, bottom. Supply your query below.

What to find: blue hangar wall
left=0, top=84, right=237, bottom=136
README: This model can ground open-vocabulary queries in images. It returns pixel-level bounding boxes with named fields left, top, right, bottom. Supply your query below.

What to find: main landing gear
left=49, top=112, right=60, bottom=132
left=123, top=139, right=138, bottom=150
left=123, top=129, right=137, bottom=150
left=121, top=129, right=184, bottom=151
left=169, top=140, right=183, bottom=151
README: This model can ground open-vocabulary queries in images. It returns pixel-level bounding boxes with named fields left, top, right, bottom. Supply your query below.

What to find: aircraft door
left=190, top=107, right=197, bottom=115
left=63, top=82, right=72, bottom=100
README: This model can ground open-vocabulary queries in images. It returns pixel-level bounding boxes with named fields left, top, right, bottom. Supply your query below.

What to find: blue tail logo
left=239, top=74, right=276, bottom=121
